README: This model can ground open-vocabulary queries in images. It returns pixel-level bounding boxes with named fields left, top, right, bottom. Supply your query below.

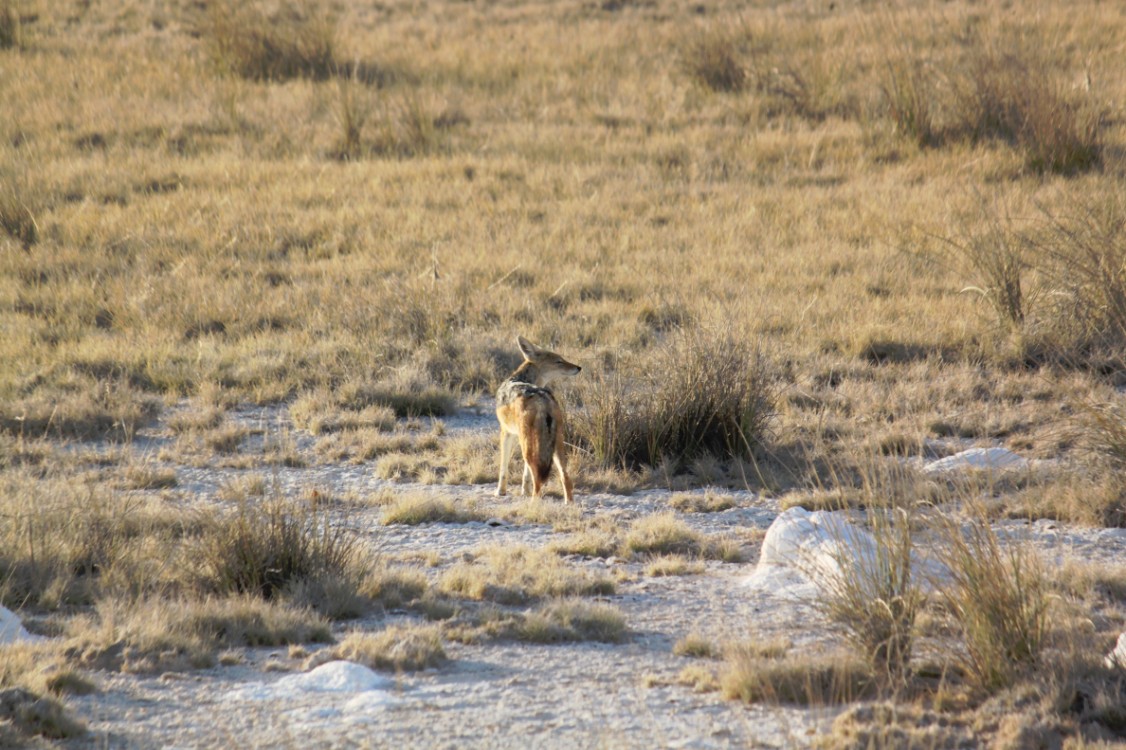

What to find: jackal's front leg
left=496, top=431, right=517, bottom=496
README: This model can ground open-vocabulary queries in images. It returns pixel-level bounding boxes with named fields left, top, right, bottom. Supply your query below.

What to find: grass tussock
left=811, top=507, right=922, bottom=681
left=673, top=632, right=718, bottom=659
left=624, top=513, right=703, bottom=557
left=332, top=624, right=446, bottom=672
left=669, top=491, right=736, bottom=514
left=357, top=565, right=429, bottom=610
left=67, top=596, right=331, bottom=673
left=934, top=504, right=1050, bottom=692
left=721, top=648, right=875, bottom=706
left=515, top=599, right=627, bottom=644
left=548, top=529, right=620, bottom=559
left=438, top=544, right=614, bottom=605
left=206, top=0, right=338, bottom=82
left=572, top=327, right=773, bottom=473
left=644, top=555, right=705, bottom=577
left=196, top=496, right=359, bottom=601
left=380, top=493, right=484, bottom=525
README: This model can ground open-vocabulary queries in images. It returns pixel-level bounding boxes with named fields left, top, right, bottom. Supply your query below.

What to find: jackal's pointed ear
left=517, top=335, right=538, bottom=360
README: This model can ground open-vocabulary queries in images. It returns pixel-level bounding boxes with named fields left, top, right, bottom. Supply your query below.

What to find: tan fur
left=495, top=336, right=581, bottom=504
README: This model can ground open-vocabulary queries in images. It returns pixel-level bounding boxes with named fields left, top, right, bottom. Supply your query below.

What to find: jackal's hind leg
left=553, top=449, right=574, bottom=505
left=496, top=431, right=517, bottom=496
left=521, top=463, right=533, bottom=496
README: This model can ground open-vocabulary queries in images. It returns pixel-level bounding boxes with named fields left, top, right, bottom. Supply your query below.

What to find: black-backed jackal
left=495, top=336, right=581, bottom=504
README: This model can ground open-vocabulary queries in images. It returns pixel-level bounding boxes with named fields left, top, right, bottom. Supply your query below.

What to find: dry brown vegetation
left=3, top=0, right=1126, bottom=745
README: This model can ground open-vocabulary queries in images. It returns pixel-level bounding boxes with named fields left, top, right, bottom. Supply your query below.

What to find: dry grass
left=810, top=507, right=923, bottom=682
left=721, top=648, right=876, bottom=706
left=933, top=503, right=1051, bottom=693
left=644, top=555, right=705, bottom=577
left=668, top=491, right=736, bottom=514
left=195, top=496, right=360, bottom=602
left=66, top=596, right=332, bottom=673
left=515, top=599, right=627, bottom=644
left=548, top=529, right=620, bottom=559
left=571, top=328, right=774, bottom=473
left=673, top=632, right=718, bottom=659
left=380, top=493, right=484, bottom=526
left=332, top=624, right=446, bottom=672
left=438, top=544, right=614, bottom=605
left=622, top=512, right=740, bottom=562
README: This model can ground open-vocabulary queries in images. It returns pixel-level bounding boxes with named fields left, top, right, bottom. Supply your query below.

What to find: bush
left=811, top=508, right=922, bottom=682
left=572, top=327, right=773, bottom=472
left=197, top=496, right=359, bottom=600
left=934, top=503, right=1050, bottom=692
left=955, top=38, right=1100, bottom=174
left=682, top=25, right=746, bottom=93
left=205, top=0, right=338, bottom=82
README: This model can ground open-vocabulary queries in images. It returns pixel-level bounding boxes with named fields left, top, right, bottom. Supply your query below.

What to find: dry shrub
left=1032, top=193, right=1126, bottom=358
left=196, top=496, right=359, bottom=601
left=880, top=52, right=939, bottom=148
left=681, top=24, right=746, bottom=93
left=205, top=0, right=338, bottom=82
left=955, top=35, right=1100, bottom=175
left=572, top=327, right=773, bottom=472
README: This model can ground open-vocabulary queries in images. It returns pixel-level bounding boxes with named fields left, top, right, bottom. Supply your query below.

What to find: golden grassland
left=3, top=0, right=1126, bottom=745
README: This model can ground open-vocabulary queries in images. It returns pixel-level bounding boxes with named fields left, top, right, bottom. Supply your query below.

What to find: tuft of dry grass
left=205, top=0, right=339, bottom=82
left=809, top=507, right=922, bottom=682
left=623, top=513, right=703, bottom=557
left=721, top=648, right=875, bottom=706
left=195, top=496, right=359, bottom=601
left=548, top=529, right=620, bottom=559
left=438, top=544, right=614, bottom=605
left=332, top=624, right=446, bottom=672
left=572, top=328, right=774, bottom=473
left=669, top=491, right=736, bottom=514
left=66, top=596, right=331, bottom=674
left=357, top=565, right=429, bottom=610
left=380, top=493, right=484, bottom=526
left=933, top=503, right=1051, bottom=693
left=673, top=632, right=718, bottom=659
left=515, top=599, right=627, bottom=644
left=644, top=555, right=705, bottom=577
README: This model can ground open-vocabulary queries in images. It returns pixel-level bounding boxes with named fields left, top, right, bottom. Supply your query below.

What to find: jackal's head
left=517, top=335, right=581, bottom=384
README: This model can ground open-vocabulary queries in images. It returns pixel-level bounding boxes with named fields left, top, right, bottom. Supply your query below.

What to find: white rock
left=923, top=447, right=1027, bottom=475
left=0, top=606, right=31, bottom=644
left=743, top=507, right=946, bottom=603
left=1105, top=633, right=1126, bottom=670
left=231, top=661, right=394, bottom=702
left=274, top=661, right=393, bottom=694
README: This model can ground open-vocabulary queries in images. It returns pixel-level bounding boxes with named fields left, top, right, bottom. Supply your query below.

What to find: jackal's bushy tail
left=521, top=401, right=556, bottom=485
